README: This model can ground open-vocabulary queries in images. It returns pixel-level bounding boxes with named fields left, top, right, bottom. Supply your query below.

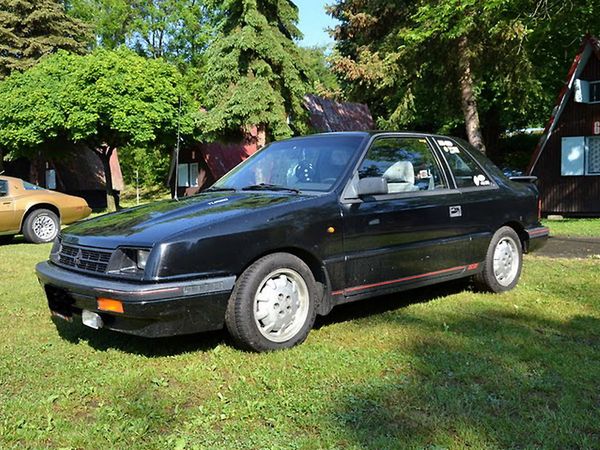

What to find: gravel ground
left=534, top=236, right=600, bottom=259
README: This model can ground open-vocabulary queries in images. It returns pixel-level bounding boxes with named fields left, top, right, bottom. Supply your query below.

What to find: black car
left=36, top=132, right=548, bottom=351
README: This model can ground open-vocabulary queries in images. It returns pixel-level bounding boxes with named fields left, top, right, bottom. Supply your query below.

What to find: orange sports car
left=0, top=175, right=92, bottom=244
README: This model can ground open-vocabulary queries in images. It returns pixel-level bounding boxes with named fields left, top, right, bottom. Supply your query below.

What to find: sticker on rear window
left=473, top=175, right=491, bottom=186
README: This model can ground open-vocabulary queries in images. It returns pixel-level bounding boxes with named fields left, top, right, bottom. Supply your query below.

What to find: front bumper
left=525, top=226, right=550, bottom=253
left=36, top=261, right=236, bottom=338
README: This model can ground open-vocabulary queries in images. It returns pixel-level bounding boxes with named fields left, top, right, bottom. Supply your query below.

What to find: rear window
left=0, top=180, right=7, bottom=197
left=437, top=139, right=492, bottom=188
left=23, top=181, right=45, bottom=190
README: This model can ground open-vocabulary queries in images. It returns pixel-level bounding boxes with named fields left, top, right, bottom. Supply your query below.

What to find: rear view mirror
left=357, top=177, right=388, bottom=196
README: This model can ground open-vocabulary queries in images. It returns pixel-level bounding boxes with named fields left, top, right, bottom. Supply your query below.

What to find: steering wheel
left=294, top=161, right=316, bottom=182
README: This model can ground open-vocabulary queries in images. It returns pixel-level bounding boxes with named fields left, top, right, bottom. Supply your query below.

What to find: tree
left=199, top=0, right=311, bottom=144
left=328, top=0, right=596, bottom=157
left=300, top=46, right=343, bottom=100
left=0, top=0, right=89, bottom=77
left=67, top=0, right=213, bottom=67
left=0, top=48, right=196, bottom=210
left=66, top=0, right=134, bottom=49
left=0, top=0, right=89, bottom=171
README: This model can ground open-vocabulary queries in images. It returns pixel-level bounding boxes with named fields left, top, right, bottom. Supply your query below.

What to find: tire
left=225, top=253, right=318, bottom=352
left=22, top=209, right=59, bottom=244
left=474, top=226, right=523, bottom=293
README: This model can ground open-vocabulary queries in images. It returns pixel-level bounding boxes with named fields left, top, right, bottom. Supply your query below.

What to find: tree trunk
left=256, top=124, right=267, bottom=149
left=458, top=36, right=487, bottom=154
left=95, top=145, right=120, bottom=212
left=0, top=147, right=4, bottom=173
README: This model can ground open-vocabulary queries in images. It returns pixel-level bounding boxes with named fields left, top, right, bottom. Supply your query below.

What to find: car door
left=0, top=179, right=17, bottom=233
left=340, top=135, right=476, bottom=296
left=433, top=137, right=503, bottom=262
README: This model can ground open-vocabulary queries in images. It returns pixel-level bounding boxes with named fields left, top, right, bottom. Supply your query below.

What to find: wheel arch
left=241, top=246, right=334, bottom=316
left=20, top=203, right=61, bottom=233
left=501, top=221, right=528, bottom=251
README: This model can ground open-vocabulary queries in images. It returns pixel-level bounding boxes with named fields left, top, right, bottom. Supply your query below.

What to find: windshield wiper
left=241, top=183, right=300, bottom=194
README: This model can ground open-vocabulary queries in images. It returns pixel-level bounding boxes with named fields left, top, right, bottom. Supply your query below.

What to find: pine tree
left=0, top=0, right=89, bottom=79
left=200, top=0, right=310, bottom=144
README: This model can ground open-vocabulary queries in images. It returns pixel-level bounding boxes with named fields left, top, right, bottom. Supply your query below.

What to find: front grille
left=58, top=244, right=112, bottom=274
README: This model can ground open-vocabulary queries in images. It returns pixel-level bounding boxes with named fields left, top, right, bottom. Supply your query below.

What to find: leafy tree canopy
left=199, top=0, right=311, bottom=142
left=328, top=0, right=597, bottom=156
left=67, top=0, right=214, bottom=68
left=0, top=48, right=197, bottom=208
left=300, top=45, right=343, bottom=100
left=0, top=0, right=90, bottom=79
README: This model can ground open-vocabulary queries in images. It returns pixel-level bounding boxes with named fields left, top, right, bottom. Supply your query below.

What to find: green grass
left=1, top=242, right=599, bottom=449
left=543, top=218, right=600, bottom=238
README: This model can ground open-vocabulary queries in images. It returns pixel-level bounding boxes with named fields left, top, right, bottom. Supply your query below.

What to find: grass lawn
left=543, top=218, right=600, bottom=238
left=0, top=242, right=599, bottom=449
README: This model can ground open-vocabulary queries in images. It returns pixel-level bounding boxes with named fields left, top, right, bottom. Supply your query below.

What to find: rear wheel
left=22, top=209, right=59, bottom=244
left=225, top=253, right=318, bottom=352
left=474, top=226, right=523, bottom=293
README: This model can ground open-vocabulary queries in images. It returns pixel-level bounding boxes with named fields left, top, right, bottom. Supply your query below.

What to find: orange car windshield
left=0, top=180, right=8, bottom=197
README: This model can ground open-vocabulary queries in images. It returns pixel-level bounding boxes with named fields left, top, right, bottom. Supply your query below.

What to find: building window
left=591, top=81, right=600, bottom=103
left=177, top=163, right=199, bottom=187
left=574, top=79, right=600, bottom=104
left=588, top=137, right=600, bottom=174
left=561, top=136, right=600, bottom=176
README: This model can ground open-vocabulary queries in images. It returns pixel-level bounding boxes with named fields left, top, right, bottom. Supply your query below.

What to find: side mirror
left=357, top=177, right=388, bottom=196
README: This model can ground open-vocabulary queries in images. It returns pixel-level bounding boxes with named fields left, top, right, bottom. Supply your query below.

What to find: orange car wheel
left=23, top=209, right=59, bottom=244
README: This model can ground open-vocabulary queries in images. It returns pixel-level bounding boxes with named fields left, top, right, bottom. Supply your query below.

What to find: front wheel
left=225, top=253, right=318, bottom=352
left=22, top=209, right=59, bottom=244
left=474, top=226, right=523, bottom=293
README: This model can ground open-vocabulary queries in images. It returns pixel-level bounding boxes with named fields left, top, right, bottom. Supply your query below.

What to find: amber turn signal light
left=97, top=298, right=124, bottom=313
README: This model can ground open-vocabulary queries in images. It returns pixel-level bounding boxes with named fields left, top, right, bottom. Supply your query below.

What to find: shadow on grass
left=52, top=278, right=473, bottom=357
left=315, top=278, right=472, bottom=330
left=53, top=318, right=230, bottom=357
left=332, top=308, right=600, bottom=448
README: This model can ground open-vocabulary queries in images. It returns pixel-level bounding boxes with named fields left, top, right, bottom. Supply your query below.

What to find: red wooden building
left=528, top=35, right=600, bottom=216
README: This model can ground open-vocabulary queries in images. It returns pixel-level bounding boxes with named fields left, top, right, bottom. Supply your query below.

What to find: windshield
left=212, top=135, right=365, bottom=192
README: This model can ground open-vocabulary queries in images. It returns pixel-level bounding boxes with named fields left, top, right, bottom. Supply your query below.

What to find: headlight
left=136, top=250, right=149, bottom=270
left=107, top=247, right=152, bottom=277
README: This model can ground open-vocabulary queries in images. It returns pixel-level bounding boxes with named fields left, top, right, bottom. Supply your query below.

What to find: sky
left=294, top=0, right=339, bottom=48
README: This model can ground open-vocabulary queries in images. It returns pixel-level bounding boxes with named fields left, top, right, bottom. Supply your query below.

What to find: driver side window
left=358, top=137, right=447, bottom=193
left=0, top=180, right=8, bottom=197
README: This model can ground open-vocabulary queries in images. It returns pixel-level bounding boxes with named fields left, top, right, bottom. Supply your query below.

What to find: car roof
left=304, top=131, right=454, bottom=140
left=0, top=175, right=23, bottom=184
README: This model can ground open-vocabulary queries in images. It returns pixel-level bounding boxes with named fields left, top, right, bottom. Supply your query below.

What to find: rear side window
left=358, top=137, right=447, bottom=192
left=437, top=139, right=492, bottom=188
left=23, top=181, right=44, bottom=190
left=0, top=180, right=8, bottom=197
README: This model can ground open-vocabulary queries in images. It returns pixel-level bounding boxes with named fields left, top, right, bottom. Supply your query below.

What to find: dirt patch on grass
left=535, top=236, right=600, bottom=259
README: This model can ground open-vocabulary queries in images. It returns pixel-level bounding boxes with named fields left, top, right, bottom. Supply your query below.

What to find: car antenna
left=174, top=95, right=181, bottom=201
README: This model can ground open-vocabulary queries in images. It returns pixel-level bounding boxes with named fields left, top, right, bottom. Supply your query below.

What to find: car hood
left=61, top=191, right=317, bottom=248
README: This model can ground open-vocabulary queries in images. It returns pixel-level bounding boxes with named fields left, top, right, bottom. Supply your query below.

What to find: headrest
left=383, top=161, right=415, bottom=184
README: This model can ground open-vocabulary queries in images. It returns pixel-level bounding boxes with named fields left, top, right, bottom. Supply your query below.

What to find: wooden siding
left=532, top=50, right=600, bottom=216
